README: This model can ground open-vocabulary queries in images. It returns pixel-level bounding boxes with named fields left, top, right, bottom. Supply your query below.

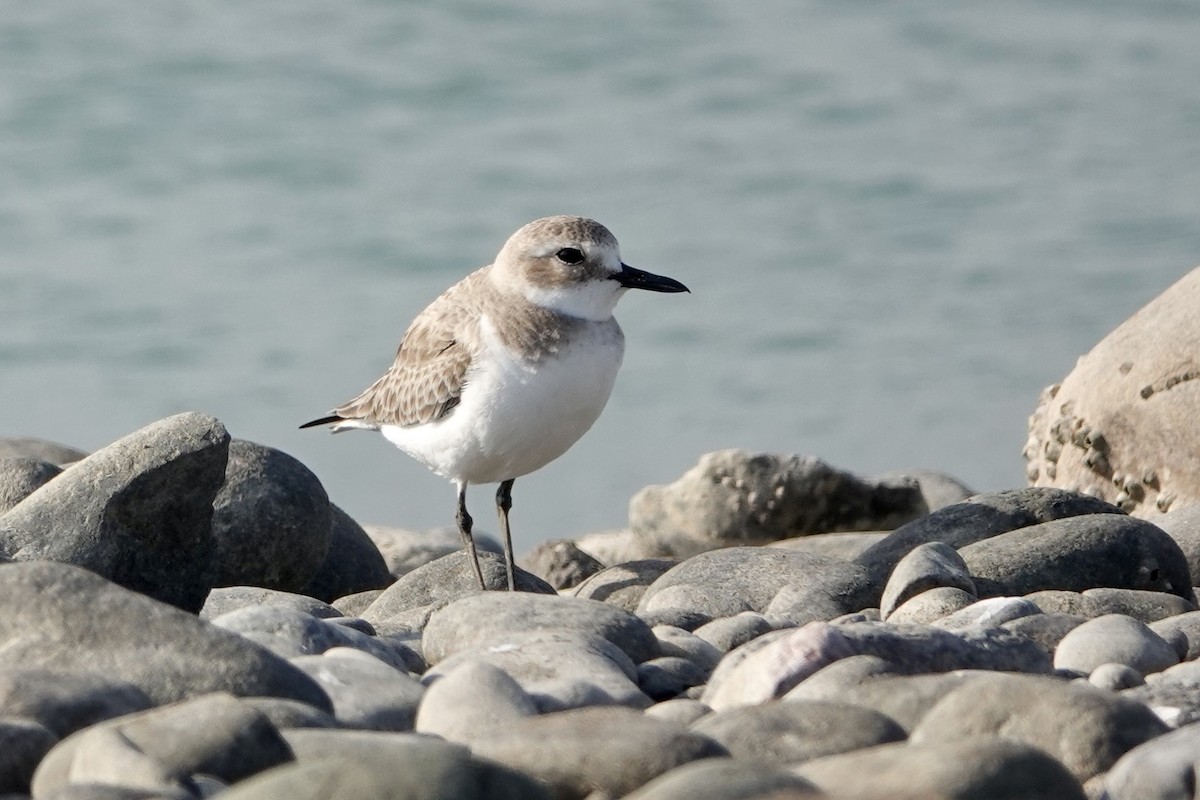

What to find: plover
left=301, top=216, right=688, bottom=590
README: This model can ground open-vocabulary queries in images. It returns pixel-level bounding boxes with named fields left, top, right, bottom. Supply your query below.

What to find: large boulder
left=298, top=504, right=392, bottom=602
left=0, top=561, right=331, bottom=710
left=958, top=514, right=1194, bottom=602
left=629, top=450, right=927, bottom=557
left=1024, top=267, right=1200, bottom=517
left=211, top=440, right=332, bottom=593
left=854, top=487, right=1125, bottom=593
left=0, top=413, right=229, bottom=612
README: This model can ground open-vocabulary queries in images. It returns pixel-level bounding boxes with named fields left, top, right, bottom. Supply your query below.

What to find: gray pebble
left=622, top=757, right=820, bottom=800
left=879, top=541, right=976, bottom=619
left=1088, top=663, right=1145, bottom=691
left=886, top=586, right=975, bottom=624
left=1102, top=722, right=1200, bottom=800
left=571, top=559, right=678, bottom=612
left=290, top=651, right=424, bottom=731
left=422, top=591, right=659, bottom=666
left=910, top=672, right=1168, bottom=782
left=638, top=657, right=710, bottom=700
left=423, top=630, right=649, bottom=712
left=795, top=736, right=1086, bottom=800
left=415, top=660, right=536, bottom=744
left=469, top=706, right=728, bottom=800
left=692, top=612, right=772, bottom=653
left=691, top=699, right=905, bottom=765
left=1053, top=614, right=1179, bottom=676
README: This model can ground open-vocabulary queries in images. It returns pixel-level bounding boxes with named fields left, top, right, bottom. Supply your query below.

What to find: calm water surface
left=3, top=1, right=1200, bottom=551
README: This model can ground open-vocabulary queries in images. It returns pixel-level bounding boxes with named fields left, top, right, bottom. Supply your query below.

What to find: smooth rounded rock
left=835, top=671, right=996, bottom=732
left=1053, top=614, right=1179, bottom=676
left=211, top=606, right=416, bottom=671
left=910, top=672, right=1169, bottom=781
left=331, top=589, right=383, bottom=617
left=931, top=596, right=1042, bottom=631
left=361, top=550, right=554, bottom=622
left=1023, top=589, right=1105, bottom=617
left=199, top=586, right=342, bottom=620
left=1102, top=722, right=1200, bottom=800
left=639, top=547, right=874, bottom=619
left=0, top=413, right=229, bottom=611
left=423, top=630, right=649, bottom=712
left=1000, top=612, right=1087, bottom=658
left=782, top=655, right=902, bottom=703
left=622, top=758, right=822, bottom=800
left=0, top=670, right=153, bottom=738
left=639, top=606, right=716, bottom=631
left=701, top=624, right=857, bottom=711
left=855, top=487, right=1125, bottom=594
left=0, top=561, right=331, bottom=709
left=638, top=657, right=710, bottom=700
left=571, top=559, right=678, bottom=612
left=1080, top=587, right=1196, bottom=622
left=643, top=698, right=712, bottom=727
left=240, top=697, right=339, bottom=730
left=31, top=693, right=293, bottom=798
left=415, top=660, right=536, bottom=744
left=1089, top=662, right=1145, bottom=691
left=765, top=531, right=887, bottom=561
left=693, top=612, right=773, bottom=653
left=880, top=541, right=976, bottom=619
left=289, top=652, right=424, bottom=731
left=795, top=736, right=1086, bottom=800
left=886, top=586, right=976, bottom=624
left=228, top=730, right=549, bottom=800
left=469, top=706, right=729, bottom=800
left=643, top=584, right=753, bottom=622
left=958, top=514, right=1195, bottom=602
left=653, top=627, right=722, bottom=673
left=298, top=504, right=392, bottom=602
left=422, top=591, right=659, bottom=666
left=1148, top=610, right=1200, bottom=661
left=211, top=439, right=332, bottom=593
left=0, top=457, right=61, bottom=514
left=691, top=699, right=905, bottom=764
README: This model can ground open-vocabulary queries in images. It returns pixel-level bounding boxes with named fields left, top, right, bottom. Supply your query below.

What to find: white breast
left=380, top=315, right=625, bottom=485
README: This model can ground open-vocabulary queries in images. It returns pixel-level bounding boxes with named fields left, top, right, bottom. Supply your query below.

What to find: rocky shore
left=0, top=268, right=1198, bottom=800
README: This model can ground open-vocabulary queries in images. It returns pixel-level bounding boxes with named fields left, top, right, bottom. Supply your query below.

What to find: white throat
left=520, top=280, right=625, bottom=321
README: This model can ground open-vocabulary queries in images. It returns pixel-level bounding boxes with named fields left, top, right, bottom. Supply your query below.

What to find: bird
left=301, top=215, right=689, bottom=591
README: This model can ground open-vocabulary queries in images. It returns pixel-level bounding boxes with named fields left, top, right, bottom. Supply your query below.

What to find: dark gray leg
left=496, top=479, right=516, bottom=591
left=456, top=482, right=486, bottom=590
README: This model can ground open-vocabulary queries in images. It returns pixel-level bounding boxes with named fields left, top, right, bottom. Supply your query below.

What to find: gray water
left=4, top=1, right=1200, bottom=553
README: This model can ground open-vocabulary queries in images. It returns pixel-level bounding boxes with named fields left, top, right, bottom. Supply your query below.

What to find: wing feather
left=329, top=269, right=488, bottom=428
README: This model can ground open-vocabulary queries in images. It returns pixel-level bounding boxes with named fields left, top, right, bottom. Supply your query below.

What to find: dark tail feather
left=299, top=415, right=343, bottom=430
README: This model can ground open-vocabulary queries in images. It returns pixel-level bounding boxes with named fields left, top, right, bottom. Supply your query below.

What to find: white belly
left=381, top=318, right=624, bottom=485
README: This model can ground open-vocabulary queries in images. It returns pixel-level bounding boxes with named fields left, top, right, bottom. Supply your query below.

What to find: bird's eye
left=555, top=247, right=585, bottom=265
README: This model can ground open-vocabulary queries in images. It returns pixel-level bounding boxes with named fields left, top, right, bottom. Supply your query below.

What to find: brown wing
left=330, top=270, right=488, bottom=427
